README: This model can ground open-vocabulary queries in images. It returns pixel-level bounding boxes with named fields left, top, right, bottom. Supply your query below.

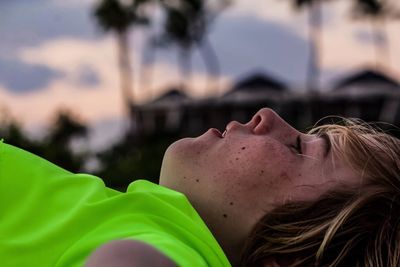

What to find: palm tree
left=163, top=5, right=193, bottom=91
left=286, top=0, right=334, bottom=92
left=140, top=35, right=159, bottom=99
left=351, top=0, right=400, bottom=69
left=93, top=0, right=150, bottom=116
left=158, top=0, right=230, bottom=94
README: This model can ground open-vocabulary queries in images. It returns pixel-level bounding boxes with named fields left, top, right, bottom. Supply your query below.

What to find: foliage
left=94, top=131, right=181, bottom=190
left=93, top=0, right=154, bottom=116
left=0, top=120, right=36, bottom=151
left=288, top=0, right=334, bottom=10
left=93, top=0, right=150, bottom=33
left=0, top=110, right=88, bottom=173
left=350, top=0, right=398, bottom=19
left=0, top=109, right=180, bottom=191
left=157, top=0, right=230, bottom=47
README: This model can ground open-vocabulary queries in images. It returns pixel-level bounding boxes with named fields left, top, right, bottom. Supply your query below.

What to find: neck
left=206, top=220, right=247, bottom=267
left=221, top=240, right=243, bottom=267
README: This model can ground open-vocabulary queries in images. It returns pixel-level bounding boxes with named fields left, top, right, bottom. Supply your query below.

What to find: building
left=133, top=69, right=400, bottom=136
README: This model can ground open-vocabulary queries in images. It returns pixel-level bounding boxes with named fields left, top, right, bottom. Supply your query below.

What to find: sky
left=0, top=0, right=399, bottom=149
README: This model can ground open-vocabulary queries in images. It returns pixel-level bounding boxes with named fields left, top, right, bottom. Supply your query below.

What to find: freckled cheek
left=236, top=146, right=286, bottom=176
left=209, top=141, right=289, bottom=186
left=220, top=161, right=286, bottom=195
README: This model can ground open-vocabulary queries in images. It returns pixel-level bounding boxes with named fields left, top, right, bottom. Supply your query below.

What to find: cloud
left=226, top=0, right=337, bottom=30
left=0, top=59, right=64, bottom=93
left=149, top=14, right=310, bottom=86
left=51, top=0, right=98, bottom=8
left=0, top=0, right=98, bottom=57
left=0, top=36, right=233, bottom=128
left=0, top=0, right=101, bottom=92
left=212, top=15, right=309, bottom=82
left=353, top=29, right=387, bottom=46
left=73, top=65, right=101, bottom=88
left=0, top=37, right=140, bottom=127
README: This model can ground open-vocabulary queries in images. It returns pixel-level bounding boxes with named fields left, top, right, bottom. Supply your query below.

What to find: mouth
left=210, top=128, right=226, bottom=138
left=222, top=129, right=227, bottom=138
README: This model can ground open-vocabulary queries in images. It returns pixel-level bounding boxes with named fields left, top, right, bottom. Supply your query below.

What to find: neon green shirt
left=0, top=141, right=231, bottom=267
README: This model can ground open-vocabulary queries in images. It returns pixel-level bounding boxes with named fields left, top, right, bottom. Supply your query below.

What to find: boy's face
left=160, top=108, right=361, bottom=241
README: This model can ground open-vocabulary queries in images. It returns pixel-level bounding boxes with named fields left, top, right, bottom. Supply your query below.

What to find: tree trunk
left=117, top=31, right=134, bottom=113
left=372, top=17, right=391, bottom=69
left=141, top=41, right=157, bottom=100
left=307, top=1, right=322, bottom=92
left=199, top=36, right=221, bottom=96
left=178, top=46, right=192, bottom=92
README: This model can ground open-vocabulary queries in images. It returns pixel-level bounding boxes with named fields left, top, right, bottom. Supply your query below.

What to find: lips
left=210, top=128, right=224, bottom=138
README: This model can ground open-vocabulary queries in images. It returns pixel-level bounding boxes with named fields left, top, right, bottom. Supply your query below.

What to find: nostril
left=254, top=115, right=262, bottom=126
left=253, top=114, right=270, bottom=135
left=248, top=115, right=262, bottom=131
left=251, top=108, right=279, bottom=134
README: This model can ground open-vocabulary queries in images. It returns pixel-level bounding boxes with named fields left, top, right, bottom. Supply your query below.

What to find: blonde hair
left=240, top=119, right=400, bottom=267
left=309, top=119, right=400, bottom=191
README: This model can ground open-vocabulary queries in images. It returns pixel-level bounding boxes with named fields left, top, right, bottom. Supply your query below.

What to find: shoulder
left=85, top=239, right=177, bottom=267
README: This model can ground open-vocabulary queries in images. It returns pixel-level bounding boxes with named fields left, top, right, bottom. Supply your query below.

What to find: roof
left=333, top=69, right=400, bottom=91
left=227, top=72, right=288, bottom=95
left=151, top=88, right=189, bottom=104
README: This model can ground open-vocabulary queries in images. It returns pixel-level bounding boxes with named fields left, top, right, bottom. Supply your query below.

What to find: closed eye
left=290, top=135, right=303, bottom=154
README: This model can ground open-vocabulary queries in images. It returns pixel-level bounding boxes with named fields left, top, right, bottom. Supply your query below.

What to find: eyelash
left=291, top=135, right=303, bottom=154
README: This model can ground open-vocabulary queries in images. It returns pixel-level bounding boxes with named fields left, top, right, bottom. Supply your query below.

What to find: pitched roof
left=151, top=88, right=188, bottom=104
left=333, top=69, right=400, bottom=90
left=228, top=72, right=288, bottom=95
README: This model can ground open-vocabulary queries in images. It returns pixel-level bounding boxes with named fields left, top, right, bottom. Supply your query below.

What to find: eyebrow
left=320, top=133, right=332, bottom=159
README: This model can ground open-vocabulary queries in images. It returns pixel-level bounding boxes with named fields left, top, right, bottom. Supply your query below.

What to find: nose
left=225, top=108, right=300, bottom=138
left=250, top=108, right=277, bottom=135
left=250, top=108, right=298, bottom=136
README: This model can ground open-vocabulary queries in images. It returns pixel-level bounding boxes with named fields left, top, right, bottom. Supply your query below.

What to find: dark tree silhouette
left=93, top=0, right=150, bottom=116
left=95, top=130, right=180, bottom=190
left=351, top=0, right=400, bottom=69
left=0, top=111, right=89, bottom=172
left=0, top=121, right=32, bottom=149
left=47, top=111, right=87, bottom=144
left=157, top=0, right=230, bottom=94
left=286, top=0, right=334, bottom=92
left=140, top=35, right=159, bottom=99
left=42, top=111, right=89, bottom=172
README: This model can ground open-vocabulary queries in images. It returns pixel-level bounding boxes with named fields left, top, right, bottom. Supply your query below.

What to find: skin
left=159, top=108, right=362, bottom=266
left=86, top=240, right=177, bottom=267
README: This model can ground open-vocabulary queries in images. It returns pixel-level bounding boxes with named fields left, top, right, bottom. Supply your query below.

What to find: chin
left=159, top=139, right=186, bottom=187
left=159, top=138, right=198, bottom=192
left=164, top=137, right=195, bottom=163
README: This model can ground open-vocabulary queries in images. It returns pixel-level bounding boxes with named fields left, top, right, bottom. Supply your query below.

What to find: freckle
left=196, top=179, right=200, bottom=183
left=241, top=146, right=246, bottom=150
left=223, top=214, right=228, bottom=218
left=229, top=202, right=234, bottom=206
left=260, top=170, right=264, bottom=174
left=183, top=176, right=187, bottom=179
